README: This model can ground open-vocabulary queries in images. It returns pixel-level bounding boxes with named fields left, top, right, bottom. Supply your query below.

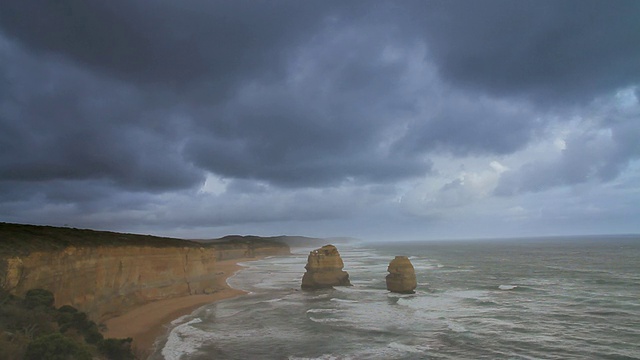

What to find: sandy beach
left=101, top=258, right=257, bottom=356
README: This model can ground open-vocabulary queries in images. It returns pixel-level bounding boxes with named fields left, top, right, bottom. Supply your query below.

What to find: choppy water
left=153, top=236, right=640, bottom=359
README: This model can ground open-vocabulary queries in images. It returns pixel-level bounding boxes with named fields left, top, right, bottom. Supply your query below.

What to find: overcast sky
left=1, top=0, right=639, bottom=241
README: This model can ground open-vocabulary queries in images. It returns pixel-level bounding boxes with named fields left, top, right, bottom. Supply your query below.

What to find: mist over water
left=154, top=236, right=640, bottom=360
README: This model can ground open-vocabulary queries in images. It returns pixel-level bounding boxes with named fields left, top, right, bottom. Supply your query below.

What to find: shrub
left=57, top=305, right=78, bottom=314
left=0, top=302, right=55, bottom=338
left=23, top=289, right=55, bottom=309
left=98, top=337, right=136, bottom=360
left=55, top=307, right=103, bottom=344
left=83, top=323, right=103, bottom=344
left=24, top=332, right=92, bottom=360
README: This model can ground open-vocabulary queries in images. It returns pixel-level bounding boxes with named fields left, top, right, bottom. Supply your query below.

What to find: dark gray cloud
left=0, top=0, right=355, bottom=92
left=0, top=37, right=203, bottom=191
left=1, top=1, right=639, bottom=237
left=4, top=1, right=638, bottom=104
left=418, top=0, right=640, bottom=104
left=183, top=22, right=432, bottom=187
left=396, top=96, right=539, bottom=156
left=1, top=0, right=430, bottom=190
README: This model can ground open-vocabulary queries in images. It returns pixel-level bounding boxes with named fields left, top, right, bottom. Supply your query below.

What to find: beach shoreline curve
left=101, top=257, right=260, bottom=357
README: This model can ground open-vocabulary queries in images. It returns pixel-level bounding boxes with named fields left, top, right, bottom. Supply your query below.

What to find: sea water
left=153, top=236, right=640, bottom=359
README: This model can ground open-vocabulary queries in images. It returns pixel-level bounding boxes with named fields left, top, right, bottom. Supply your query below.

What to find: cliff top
left=310, top=244, right=340, bottom=256
left=198, top=234, right=324, bottom=247
left=0, top=222, right=287, bottom=256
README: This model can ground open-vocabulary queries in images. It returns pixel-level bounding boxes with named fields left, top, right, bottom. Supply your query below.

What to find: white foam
left=169, top=314, right=193, bottom=325
left=396, top=296, right=429, bottom=310
left=333, top=286, right=384, bottom=294
left=350, top=278, right=382, bottom=285
left=308, top=316, right=343, bottom=323
left=310, top=293, right=331, bottom=299
left=388, top=292, right=416, bottom=299
left=446, top=320, right=467, bottom=333
left=263, top=297, right=284, bottom=303
left=330, top=298, right=358, bottom=303
left=412, top=265, right=435, bottom=270
left=210, top=308, right=244, bottom=320
left=161, top=318, right=207, bottom=360
left=387, top=342, right=431, bottom=353
left=498, top=284, right=518, bottom=290
left=306, top=308, right=340, bottom=314
left=395, top=290, right=489, bottom=316
left=288, top=355, right=351, bottom=360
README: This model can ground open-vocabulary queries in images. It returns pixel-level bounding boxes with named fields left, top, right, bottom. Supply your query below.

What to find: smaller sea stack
left=386, top=256, right=417, bottom=294
left=301, top=245, right=351, bottom=289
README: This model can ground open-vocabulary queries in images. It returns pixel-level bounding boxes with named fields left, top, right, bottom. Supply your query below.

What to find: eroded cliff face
left=301, top=244, right=351, bottom=289
left=3, top=243, right=288, bottom=322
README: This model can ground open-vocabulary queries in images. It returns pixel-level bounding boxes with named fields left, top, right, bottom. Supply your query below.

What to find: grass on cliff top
left=0, top=222, right=287, bottom=256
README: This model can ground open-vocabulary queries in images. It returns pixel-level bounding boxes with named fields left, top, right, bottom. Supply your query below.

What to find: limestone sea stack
left=301, top=245, right=351, bottom=289
left=386, top=256, right=417, bottom=294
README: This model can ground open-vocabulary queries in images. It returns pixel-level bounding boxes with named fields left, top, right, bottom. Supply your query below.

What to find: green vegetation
left=0, top=222, right=206, bottom=256
left=0, top=288, right=136, bottom=360
left=0, top=222, right=290, bottom=257
left=23, top=333, right=92, bottom=360
left=23, top=289, right=55, bottom=309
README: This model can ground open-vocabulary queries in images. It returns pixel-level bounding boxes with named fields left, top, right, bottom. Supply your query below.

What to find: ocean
left=153, top=235, right=640, bottom=360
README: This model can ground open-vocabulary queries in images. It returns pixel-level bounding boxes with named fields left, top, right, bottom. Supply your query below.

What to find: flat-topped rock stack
left=386, top=256, right=417, bottom=294
left=301, top=245, right=351, bottom=289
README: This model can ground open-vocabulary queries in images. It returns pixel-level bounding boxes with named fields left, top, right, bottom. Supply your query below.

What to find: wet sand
left=101, top=258, right=256, bottom=355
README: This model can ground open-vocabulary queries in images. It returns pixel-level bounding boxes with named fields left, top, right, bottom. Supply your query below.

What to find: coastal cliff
left=0, top=223, right=289, bottom=322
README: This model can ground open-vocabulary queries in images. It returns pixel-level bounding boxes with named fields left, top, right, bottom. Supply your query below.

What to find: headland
left=0, top=222, right=299, bottom=354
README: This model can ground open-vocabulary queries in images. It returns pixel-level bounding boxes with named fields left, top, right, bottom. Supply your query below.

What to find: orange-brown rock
left=0, top=224, right=290, bottom=322
left=301, top=245, right=351, bottom=289
left=386, top=256, right=417, bottom=294
left=4, top=246, right=222, bottom=321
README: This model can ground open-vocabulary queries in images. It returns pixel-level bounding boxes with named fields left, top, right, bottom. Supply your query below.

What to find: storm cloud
left=1, top=0, right=639, bottom=240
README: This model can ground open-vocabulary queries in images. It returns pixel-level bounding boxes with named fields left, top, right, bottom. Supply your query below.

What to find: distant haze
left=1, top=1, right=639, bottom=241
